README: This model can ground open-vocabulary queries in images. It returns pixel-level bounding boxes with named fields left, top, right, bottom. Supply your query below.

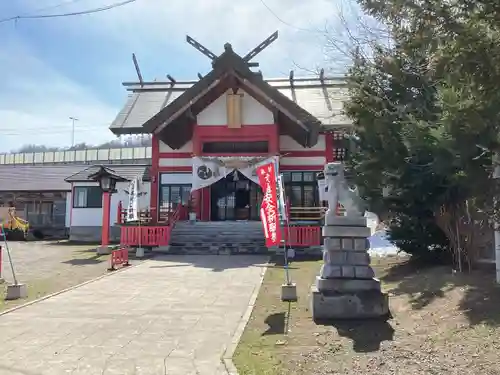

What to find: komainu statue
left=324, top=162, right=365, bottom=217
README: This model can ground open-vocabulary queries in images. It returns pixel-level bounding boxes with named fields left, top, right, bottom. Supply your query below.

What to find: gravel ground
left=0, top=240, right=138, bottom=311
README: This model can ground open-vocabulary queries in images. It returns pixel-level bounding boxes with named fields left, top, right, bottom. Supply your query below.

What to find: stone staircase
left=164, top=221, right=269, bottom=255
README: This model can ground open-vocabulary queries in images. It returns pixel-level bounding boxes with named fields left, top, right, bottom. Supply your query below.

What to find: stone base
left=96, top=246, right=113, bottom=255
left=281, top=283, right=298, bottom=302
left=0, top=278, right=4, bottom=284
left=316, top=276, right=381, bottom=293
left=135, top=247, right=145, bottom=258
left=311, top=285, right=389, bottom=320
left=5, top=283, right=27, bottom=300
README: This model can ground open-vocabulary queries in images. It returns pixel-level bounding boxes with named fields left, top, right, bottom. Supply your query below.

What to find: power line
left=29, top=0, right=90, bottom=14
left=0, top=0, right=137, bottom=24
left=0, top=123, right=109, bottom=132
left=0, top=125, right=112, bottom=135
left=257, top=0, right=322, bottom=34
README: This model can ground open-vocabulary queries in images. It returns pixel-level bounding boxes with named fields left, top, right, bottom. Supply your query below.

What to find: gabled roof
left=110, top=44, right=348, bottom=148
left=65, top=164, right=150, bottom=183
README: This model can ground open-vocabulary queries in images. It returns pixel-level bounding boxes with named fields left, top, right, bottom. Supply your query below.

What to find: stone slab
left=5, top=283, right=27, bottom=300
left=315, top=276, right=381, bottom=293
left=311, top=285, right=390, bottom=320
left=323, top=225, right=372, bottom=238
left=281, top=283, right=298, bottom=302
left=320, top=264, right=375, bottom=279
left=355, top=265, right=375, bottom=278
left=324, top=214, right=367, bottom=227
left=346, top=251, right=371, bottom=265
left=324, top=237, right=370, bottom=251
left=96, top=245, right=114, bottom=255
left=0, top=255, right=267, bottom=374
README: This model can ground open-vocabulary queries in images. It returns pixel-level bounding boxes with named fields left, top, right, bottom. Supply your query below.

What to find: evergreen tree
left=345, top=0, right=500, bottom=266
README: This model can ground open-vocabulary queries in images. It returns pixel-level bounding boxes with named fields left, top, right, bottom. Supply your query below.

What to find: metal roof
left=0, top=165, right=81, bottom=192
left=109, top=77, right=351, bottom=134
left=65, top=164, right=151, bottom=183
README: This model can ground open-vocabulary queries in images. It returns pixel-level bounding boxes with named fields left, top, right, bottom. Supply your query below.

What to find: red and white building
left=109, top=43, right=350, bottom=230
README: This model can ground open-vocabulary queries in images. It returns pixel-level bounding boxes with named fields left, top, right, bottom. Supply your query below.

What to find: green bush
left=387, top=214, right=450, bottom=262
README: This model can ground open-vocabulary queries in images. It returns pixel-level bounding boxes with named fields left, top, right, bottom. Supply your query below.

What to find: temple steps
left=163, top=221, right=269, bottom=255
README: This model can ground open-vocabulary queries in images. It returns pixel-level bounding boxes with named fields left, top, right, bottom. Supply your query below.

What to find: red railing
left=285, top=226, right=321, bottom=247
left=116, top=201, right=186, bottom=225
left=119, top=204, right=182, bottom=247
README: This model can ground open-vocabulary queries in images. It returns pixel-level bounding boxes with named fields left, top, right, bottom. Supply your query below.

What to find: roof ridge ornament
left=185, top=31, right=279, bottom=69
left=242, top=31, right=278, bottom=62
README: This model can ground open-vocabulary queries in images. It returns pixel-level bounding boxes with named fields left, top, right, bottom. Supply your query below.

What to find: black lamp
left=88, top=166, right=126, bottom=192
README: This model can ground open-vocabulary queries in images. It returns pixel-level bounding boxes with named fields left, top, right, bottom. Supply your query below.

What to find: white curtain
left=318, top=179, right=327, bottom=201
left=191, top=155, right=279, bottom=191
left=191, top=157, right=231, bottom=192
left=239, top=155, right=279, bottom=184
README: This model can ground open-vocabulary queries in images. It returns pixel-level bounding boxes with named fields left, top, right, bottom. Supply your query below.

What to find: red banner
left=256, top=162, right=282, bottom=247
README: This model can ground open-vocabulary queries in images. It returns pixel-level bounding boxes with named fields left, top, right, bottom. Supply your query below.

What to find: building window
left=282, top=171, right=319, bottom=207
left=202, top=141, right=268, bottom=154
left=73, top=186, right=102, bottom=208
left=159, top=184, right=191, bottom=209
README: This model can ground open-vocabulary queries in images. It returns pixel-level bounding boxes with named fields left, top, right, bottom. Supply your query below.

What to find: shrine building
left=109, top=35, right=350, bottom=227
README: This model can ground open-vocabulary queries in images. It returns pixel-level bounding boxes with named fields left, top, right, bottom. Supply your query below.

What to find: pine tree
left=345, top=0, right=500, bottom=266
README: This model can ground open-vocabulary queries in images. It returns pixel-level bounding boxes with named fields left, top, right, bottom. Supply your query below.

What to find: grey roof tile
left=0, top=165, right=80, bottom=191
left=65, top=164, right=151, bottom=182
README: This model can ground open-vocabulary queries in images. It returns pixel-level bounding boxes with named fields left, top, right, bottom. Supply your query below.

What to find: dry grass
left=233, top=256, right=500, bottom=375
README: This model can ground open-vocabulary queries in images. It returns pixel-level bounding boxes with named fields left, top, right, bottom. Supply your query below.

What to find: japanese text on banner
left=256, top=163, right=282, bottom=247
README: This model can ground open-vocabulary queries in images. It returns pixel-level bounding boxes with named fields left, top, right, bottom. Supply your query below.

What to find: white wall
left=279, top=134, right=326, bottom=151
left=197, top=89, right=274, bottom=126
left=158, top=158, right=192, bottom=168
left=70, top=181, right=151, bottom=227
left=280, top=156, right=326, bottom=166
left=65, top=191, right=72, bottom=228
left=160, top=173, right=192, bottom=185
left=279, top=134, right=326, bottom=167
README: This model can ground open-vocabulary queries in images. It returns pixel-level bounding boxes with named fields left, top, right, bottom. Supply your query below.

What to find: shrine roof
left=110, top=76, right=350, bottom=135
left=109, top=35, right=350, bottom=148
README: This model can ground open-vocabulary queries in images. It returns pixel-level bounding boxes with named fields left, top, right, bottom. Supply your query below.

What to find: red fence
left=120, top=226, right=171, bottom=246
left=108, top=248, right=130, bottom=270
left=119, top=204, right=182, bottom=247
left=285, top=226, right=321, bottom=247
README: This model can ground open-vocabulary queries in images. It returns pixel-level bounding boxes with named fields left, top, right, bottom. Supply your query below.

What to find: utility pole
left=69, top=117, right=79, bottom=147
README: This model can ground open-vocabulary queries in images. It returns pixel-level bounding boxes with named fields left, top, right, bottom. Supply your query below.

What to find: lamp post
left=69, top=117, right=78, bottom=147
left=89, top=166, right=126, bottom=255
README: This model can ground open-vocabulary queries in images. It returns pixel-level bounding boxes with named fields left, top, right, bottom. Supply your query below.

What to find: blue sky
left=0, top=0, right=355, bottom=152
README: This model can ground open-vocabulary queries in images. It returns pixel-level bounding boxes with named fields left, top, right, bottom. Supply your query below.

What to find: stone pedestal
left=311, top=214, right=389, bottom=321
left=5, top=283, right=27, bottom=300
left=136, top=247, right=145, bottom=258
left=96, top=245, right=113, bottom=255
left=281, top=283, right=298, bottom=302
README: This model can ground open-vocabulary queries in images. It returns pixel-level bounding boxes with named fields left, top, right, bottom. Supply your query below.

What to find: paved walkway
left=0, top=255, right=267, bottom=375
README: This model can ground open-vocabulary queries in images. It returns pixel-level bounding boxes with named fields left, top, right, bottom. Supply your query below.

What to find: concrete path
left=0, top=255, right=267, bottom=375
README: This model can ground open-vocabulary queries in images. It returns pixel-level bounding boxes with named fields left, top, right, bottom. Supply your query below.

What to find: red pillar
left=150, top=134, right=160, bottom=224
left=101, top=191, right=111, bottom=247
left=117, top=200, right=122, bottom=225
left=325, top=132, right=334, bottom=162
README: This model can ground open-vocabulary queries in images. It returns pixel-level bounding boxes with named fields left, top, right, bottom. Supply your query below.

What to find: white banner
left=191, top=156, right=279, bottom=191
left=318, top=179, right=327, bottom=201
left=191, top=157, right=231, bottom=192
left=126, top=177, right=140, bottom=222
left=239, top=156, right=279, bottom=185
left=276, top=174, right=287, bottom=220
